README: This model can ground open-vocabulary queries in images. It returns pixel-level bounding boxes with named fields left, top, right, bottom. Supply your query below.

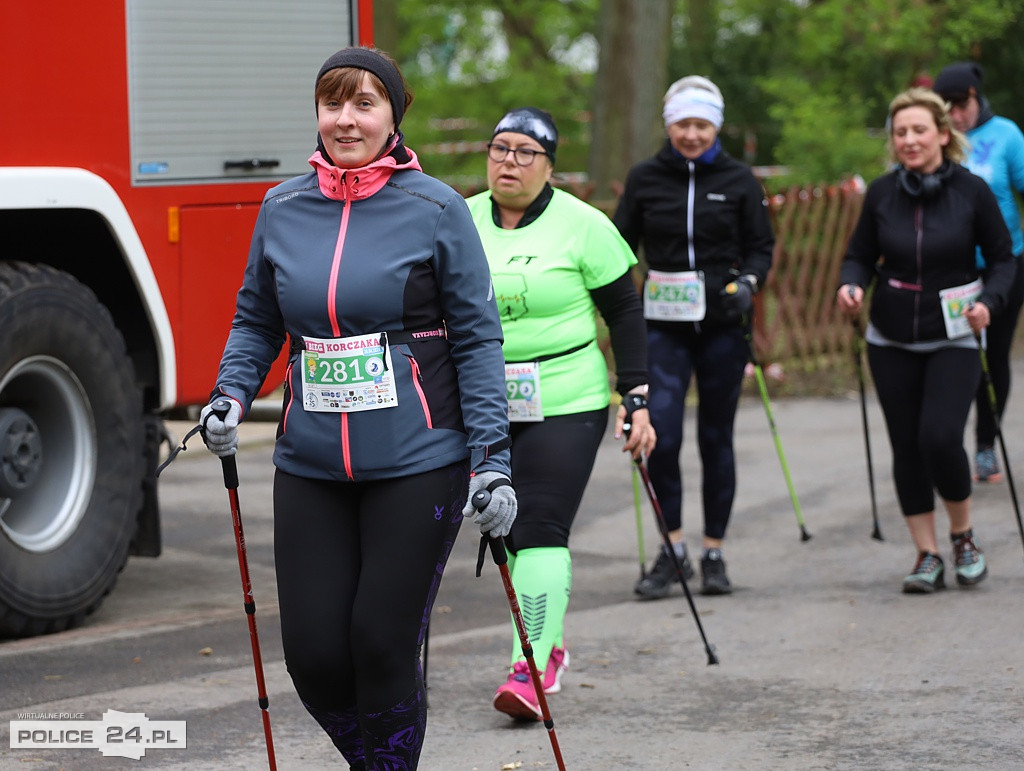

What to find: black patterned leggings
left=272, top=462, right=467, bottom=769
left=645, top=323, right=749, bottom=539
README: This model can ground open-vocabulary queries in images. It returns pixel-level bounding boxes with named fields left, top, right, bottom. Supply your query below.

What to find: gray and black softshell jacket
left=212, top=140, right=511, bottom=482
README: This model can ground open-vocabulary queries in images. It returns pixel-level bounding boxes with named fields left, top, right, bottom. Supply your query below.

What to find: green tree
left=589, top=0, right=673, bottom=201
left=380, top=0, right=1023, bottom=191
left=670, top=0, right=803, bottom=169
left=383, top=0, right=601, bottom=188
left=751, top=0, right=1018, bottom=184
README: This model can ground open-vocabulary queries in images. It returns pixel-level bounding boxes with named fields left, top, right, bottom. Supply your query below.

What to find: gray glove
left=200, top=399, right=241, bottom=457
left=463, top=471, right=517, bottom=537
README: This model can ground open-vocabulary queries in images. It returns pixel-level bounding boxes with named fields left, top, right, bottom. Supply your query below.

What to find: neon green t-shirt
left=467, top=187, right=637, bottom=416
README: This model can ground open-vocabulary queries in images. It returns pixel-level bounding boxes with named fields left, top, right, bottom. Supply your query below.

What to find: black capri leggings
left=272, top=462, right=466, bottom=714
left=867, top=344, right=981, bottom=516
left=505, top=408, right=608, bottom=554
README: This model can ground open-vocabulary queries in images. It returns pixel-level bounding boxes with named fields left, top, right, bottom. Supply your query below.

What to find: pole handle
left=472, top=488, right=491, bottom=510
left=207, top=398, right=239, bottom=489
left=471, top=489, right=510, bottom=567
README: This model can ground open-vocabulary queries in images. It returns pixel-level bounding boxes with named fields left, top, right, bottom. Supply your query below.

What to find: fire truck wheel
left=0, top=261, right=144, bottom=638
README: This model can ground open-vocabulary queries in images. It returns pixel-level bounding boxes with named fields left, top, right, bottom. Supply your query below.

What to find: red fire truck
left=0, top=1, right=373, bottom=637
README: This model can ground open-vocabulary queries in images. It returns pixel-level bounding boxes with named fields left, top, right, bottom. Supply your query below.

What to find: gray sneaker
left=902, top=552, right=945, bottom=593
left=975, top=447, right=1003, bottom=483
left=951, top=529, right=988, bottom=586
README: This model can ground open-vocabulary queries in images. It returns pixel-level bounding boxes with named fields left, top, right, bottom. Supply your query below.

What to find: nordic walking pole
left=629, top=454, right=720, bottom=665
left=631, top=461, right=648, bottom=579
left=732, top=308, right=810, bottom=541
left=850, top=304, right=883, bottom=540
left=971, top=322, right=1024, bottom=562
left=472, top=493, right=566, bottom=771
left=622, top=416, right=719, bottom=664
left=206, top=400, right=277, bottom=771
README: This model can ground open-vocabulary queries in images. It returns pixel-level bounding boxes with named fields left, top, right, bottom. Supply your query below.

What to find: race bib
left=939, top=279, right=983, bottom=339
left=505, top=362, right=543, bottom=422
left=644, top=269, right=706, bottom=321
left=301, top=333, right=398, bottom=412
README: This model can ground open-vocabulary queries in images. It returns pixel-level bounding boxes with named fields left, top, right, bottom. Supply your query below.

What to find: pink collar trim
left=309, top=138, right=422, bottom=201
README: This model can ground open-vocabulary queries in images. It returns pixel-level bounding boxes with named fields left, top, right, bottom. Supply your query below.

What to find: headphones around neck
left=897, top=162, right=954, bottom=199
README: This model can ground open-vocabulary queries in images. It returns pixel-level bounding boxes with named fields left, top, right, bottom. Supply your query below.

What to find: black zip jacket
left=839, top=163, right=1015, bottom=343
left=612, top=140, right=775, bottom=330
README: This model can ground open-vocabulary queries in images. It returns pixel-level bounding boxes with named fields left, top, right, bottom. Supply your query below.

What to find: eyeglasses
left=487, top=142, right=549, bottom=167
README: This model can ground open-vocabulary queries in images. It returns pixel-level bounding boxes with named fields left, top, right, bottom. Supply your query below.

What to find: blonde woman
left=837, top=88, right=1015, bottom=593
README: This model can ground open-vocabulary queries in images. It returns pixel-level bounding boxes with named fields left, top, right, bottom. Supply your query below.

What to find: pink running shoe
left=542, top=646, right=570, bottom=694
left=493, top=661, right=541, bottom=721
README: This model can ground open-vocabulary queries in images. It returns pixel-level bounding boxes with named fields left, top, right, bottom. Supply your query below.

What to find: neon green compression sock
left=506, top=546, right=571, bottom=669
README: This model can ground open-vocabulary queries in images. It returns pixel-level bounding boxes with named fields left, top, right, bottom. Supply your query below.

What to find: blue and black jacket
left=212, top=138, right=511, bottom=482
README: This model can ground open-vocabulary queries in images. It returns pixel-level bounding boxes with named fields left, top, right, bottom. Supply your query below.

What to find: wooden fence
left=756, top=181, right=865, bottom=378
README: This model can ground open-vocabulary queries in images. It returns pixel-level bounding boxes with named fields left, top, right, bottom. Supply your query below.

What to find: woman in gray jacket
left=201, top=47, right=515, bottom=769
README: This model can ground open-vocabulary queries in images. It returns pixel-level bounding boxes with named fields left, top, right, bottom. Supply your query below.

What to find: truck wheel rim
left=0, top=356, right=96, bottom=552
left=0, top=406, right=43, bottom=495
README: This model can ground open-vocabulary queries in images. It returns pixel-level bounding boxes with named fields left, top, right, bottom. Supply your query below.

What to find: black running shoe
left=700, top=549, right=732, bottom=595
left=634, top=545, right=693, bottom=600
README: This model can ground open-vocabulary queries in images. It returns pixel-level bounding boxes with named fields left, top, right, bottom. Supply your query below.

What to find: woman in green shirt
left=467, top=107, right=655, bottom=720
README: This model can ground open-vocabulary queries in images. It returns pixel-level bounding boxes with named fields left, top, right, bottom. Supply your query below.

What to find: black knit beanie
left=933, top=62, right=984, bottom=102
left=492, top=107, right=559, bottom=163
left=316, top=47, right=406, bottom=127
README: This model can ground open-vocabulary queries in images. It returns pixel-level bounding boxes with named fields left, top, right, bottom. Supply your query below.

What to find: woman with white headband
left=613, top=75, right=775, bottom=598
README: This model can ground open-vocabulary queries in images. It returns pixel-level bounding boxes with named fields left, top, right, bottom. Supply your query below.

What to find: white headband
left=663, top=87, right=724, bottom=129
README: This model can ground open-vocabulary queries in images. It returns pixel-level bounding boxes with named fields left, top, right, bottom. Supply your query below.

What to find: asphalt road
left=1, top=360, right=1022, bottom=770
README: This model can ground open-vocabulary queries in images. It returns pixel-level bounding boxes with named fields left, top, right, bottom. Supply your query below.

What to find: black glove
left=720, top=276, right=755, bottom=317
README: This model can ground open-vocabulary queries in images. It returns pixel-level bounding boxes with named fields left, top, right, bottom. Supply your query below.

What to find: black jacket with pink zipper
left=211, top=139, right=511, bottom=482
left=840, top=163, right=1015, bottom=343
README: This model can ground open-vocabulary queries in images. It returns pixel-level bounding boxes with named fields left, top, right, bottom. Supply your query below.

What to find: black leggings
left=505, top=408, right=608, bottom=553
left=975, top=259, right=1024, bottom=449
left=273, top=462, right=466, bottom=769
left=645, top=324, right=748, bottom=539
left=868, top=344, right=980, bottom=516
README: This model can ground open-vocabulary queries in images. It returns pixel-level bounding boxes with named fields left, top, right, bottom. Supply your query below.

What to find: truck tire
left=0, top=261, right=144, bottom=638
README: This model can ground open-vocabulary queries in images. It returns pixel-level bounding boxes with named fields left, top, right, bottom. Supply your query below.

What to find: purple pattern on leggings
left=362, top=689, right=427, bottom=770
left=417, top=463, right=466, bottom=648
left=301, top=700, right=365, bottom=767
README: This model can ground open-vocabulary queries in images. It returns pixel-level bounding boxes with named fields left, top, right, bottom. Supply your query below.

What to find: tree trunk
left=372, top=0, right=400, bottom=54
left=588, top=0, right=673, bottom=203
